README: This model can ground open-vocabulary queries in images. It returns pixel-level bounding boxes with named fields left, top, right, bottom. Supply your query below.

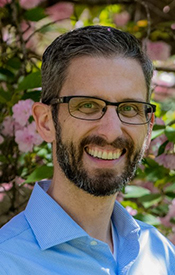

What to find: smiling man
left=0, top=26, right=175, bottom=274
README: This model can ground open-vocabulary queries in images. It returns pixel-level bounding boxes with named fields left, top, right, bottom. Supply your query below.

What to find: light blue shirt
left=0, top=181, right=175, bottom=274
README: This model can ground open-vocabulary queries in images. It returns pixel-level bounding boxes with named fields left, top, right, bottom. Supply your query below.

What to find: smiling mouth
left=85, top=147, right=126, bottom=160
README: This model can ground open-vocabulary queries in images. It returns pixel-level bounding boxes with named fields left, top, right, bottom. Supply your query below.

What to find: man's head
left=33, top=26, right=155, bottom=197
left=41, top=25, right=153, bottom=105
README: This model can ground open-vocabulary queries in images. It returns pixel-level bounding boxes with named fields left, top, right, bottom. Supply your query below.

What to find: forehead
left=60, top=56, right=147, bottom=101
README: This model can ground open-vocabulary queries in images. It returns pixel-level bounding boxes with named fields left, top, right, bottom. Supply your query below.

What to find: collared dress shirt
left=0, top=181, right=175, bottom=275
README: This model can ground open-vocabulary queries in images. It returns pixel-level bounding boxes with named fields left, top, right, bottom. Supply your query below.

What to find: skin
left=33, top=56, right=154, bottom=252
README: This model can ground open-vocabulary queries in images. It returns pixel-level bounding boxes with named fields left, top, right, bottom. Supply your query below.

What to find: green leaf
left=0, top=155, right=6, bottom=162
left=6, top=57, right=21, bottom=70
left=165, top=192, right=175, bottom=199
left=0, top=68, right=14, bottom=81
left=18, top=71, right=41, bottom=91
left=24, top=7, right=46, bottom=22
left=170, top=217, right=175, bottom=224
left=165, top=183, right=175, bottom=193
left=124, top=185, right=150, bottom=198
left=22, top=90, right=41, bottom=102
left=157, top=140, right=169, bottom=156
left=25, top=165, right=53, bottom=183
left=74, top=5, right=88, bottom=18
left=165, top=126, right=175, bottom=143
left=151, top=129, right=165, bottom=139
left=143, top=157, right=160, bottom=167
left=135, top=213, right=160, bottom=226
left=151, top=204, right=169, bottom=216
left=0, top=89, right=11, bottom=103
left=143, top=157, right=169, bottom=182
left=138, top=193, right=162, bottom=208
left=153, top=124, right=165, bottom=130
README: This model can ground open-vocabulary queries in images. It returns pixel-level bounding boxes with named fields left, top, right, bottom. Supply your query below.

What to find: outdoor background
left=0, top=0, right=175, bottom=244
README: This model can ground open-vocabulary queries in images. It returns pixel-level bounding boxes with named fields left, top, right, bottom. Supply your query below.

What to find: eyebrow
left=117, top=97, right=146, bottom=102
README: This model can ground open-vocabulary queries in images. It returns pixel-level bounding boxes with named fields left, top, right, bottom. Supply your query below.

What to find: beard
left=54, top=121, right=146, bottom=197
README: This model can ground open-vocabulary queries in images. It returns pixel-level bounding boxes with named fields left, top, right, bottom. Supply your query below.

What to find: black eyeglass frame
left=47, top=95, right=156, bottom=125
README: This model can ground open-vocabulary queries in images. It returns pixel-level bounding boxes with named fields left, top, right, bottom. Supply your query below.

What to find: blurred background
left=0, top=0, right=175, bottom=244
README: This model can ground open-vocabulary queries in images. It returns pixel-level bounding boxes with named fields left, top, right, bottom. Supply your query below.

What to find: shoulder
left=0, top=211, right=35, bottom=252
left=0, top=212, right=38, bottom=272
left=136, top=219, right=175, bottom=255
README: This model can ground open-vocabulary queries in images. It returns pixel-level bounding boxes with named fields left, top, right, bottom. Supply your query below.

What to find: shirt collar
left=112, top=201, right=141, bottom=239
left=24, top=181, right=87, bottom=250
left=25, top=181, right=140, bottom=250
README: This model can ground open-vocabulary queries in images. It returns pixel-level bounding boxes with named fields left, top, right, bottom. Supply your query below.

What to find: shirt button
left=90, top=240, right=98, bottom=246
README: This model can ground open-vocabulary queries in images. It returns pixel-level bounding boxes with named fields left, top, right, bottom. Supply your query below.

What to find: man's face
left=53, top=56, right=151, bottom=196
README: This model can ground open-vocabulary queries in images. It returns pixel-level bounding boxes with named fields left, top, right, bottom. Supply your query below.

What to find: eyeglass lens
left=68, top=97, right=153, bottom=125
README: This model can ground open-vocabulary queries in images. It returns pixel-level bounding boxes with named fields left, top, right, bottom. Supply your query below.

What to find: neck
left=47, top=170, right=117, bottom=252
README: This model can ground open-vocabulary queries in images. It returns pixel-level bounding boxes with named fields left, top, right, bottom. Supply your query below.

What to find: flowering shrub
left=113, top=11, right=130, bottom=27
left=2, top=99, right=43, bottom=152
left=146, top=40, right=171, bottom=61
left=0, top=0, right=175, bottom=245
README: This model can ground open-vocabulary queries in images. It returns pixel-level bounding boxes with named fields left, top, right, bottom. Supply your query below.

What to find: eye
left=119, top=104, right=138, bottom=117
left=122, top=105, right=135, bottom=111
left=81, top=102, right=94, bottom=109
left=78, top=101, right=101, bottom=114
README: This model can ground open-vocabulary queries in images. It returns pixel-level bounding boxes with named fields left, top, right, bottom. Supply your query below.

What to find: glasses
left=48, top=96, right=156, bottom=125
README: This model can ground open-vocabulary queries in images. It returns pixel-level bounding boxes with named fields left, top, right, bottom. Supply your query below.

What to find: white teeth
left=97, top=151, right=102, bottom=158
left=102, top=151, right=107, bottom=159
left=108, top=152, right=113, bottom=159
left=87, top=148, right=123, bottom=160
left=113, top=151, right=121, bottom=159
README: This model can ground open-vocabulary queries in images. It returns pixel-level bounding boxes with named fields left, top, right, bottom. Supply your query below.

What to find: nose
left=96, top=106, right=123, bottom=143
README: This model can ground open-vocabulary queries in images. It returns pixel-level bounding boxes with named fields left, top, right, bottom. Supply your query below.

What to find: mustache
left=81, top=135, right=134, bottom=151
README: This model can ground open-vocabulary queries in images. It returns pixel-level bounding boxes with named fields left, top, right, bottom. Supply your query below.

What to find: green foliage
left=24, top=7, right=46, bottom=22
left=25, top=165, right=53, bottom=183
left=18, top=71, right=41, bottom=91
left=124, top=186, right=150, bottom=198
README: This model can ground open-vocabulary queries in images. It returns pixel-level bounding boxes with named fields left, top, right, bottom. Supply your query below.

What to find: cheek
left=137, top=127, right=148, bottom=148
left=127, top=126, right=148, bottom=149
left=59, top=118, right=83, bottom=145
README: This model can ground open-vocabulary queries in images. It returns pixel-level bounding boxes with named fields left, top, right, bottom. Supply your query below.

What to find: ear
left=32, top=102, right=55, bottom=143
left=145, top=114, right=155, bottom=150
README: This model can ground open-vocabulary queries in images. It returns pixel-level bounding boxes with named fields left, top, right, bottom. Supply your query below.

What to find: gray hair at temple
left=41, top=25, right=153, bottom=104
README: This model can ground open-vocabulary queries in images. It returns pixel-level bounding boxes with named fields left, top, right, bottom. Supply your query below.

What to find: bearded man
left=0, top=26, right=174, bottom=275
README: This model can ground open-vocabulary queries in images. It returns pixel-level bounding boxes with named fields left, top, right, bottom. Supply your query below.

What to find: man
left=0, top=26, right=175, bottom=274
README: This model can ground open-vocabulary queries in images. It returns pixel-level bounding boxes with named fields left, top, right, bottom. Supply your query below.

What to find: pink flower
left=152, top=71, right=175, bottom=100
left=149, top=134, right=174, bottom=157
left=160, top=199, right=175, bottom=228
left=0, top=135, right=4, bottom=144
left=171, top=23, right=175, bottom=30
left=46, top=2, right=74, bottom=21
left=15, top=121, right=43, bottom=153
left=153, top=71, right=175, bottom=88
left=116, top=192, right=124, bottom=202
left=28, top=121, right=43, bottom=146
left=141, top=181, right=158, bottom=193
left=15, top=176, right=25, bottom=186
left=168, top=232, right=175, bottom=245
left=0, top=182, right=13, bottom=202
left=0, top=0, right=10, bottom=8
left=2, top=116, right=15, bottom=136
left=20, top=21, right=36, bottom=50
left=12, top=99, right=34, bottom=127
left=20, top=0, right=44, bottom=9
left=2, top=116, right=23, bottom=137
left=156, top=154, right=175, bottom=170
left=114, top=11, right=130, bottom=27
left=146, top=40, right=171, bottom=61
left=126, top=206, right=137, bottom=216
left=154, top=117, right=165, bottom=126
